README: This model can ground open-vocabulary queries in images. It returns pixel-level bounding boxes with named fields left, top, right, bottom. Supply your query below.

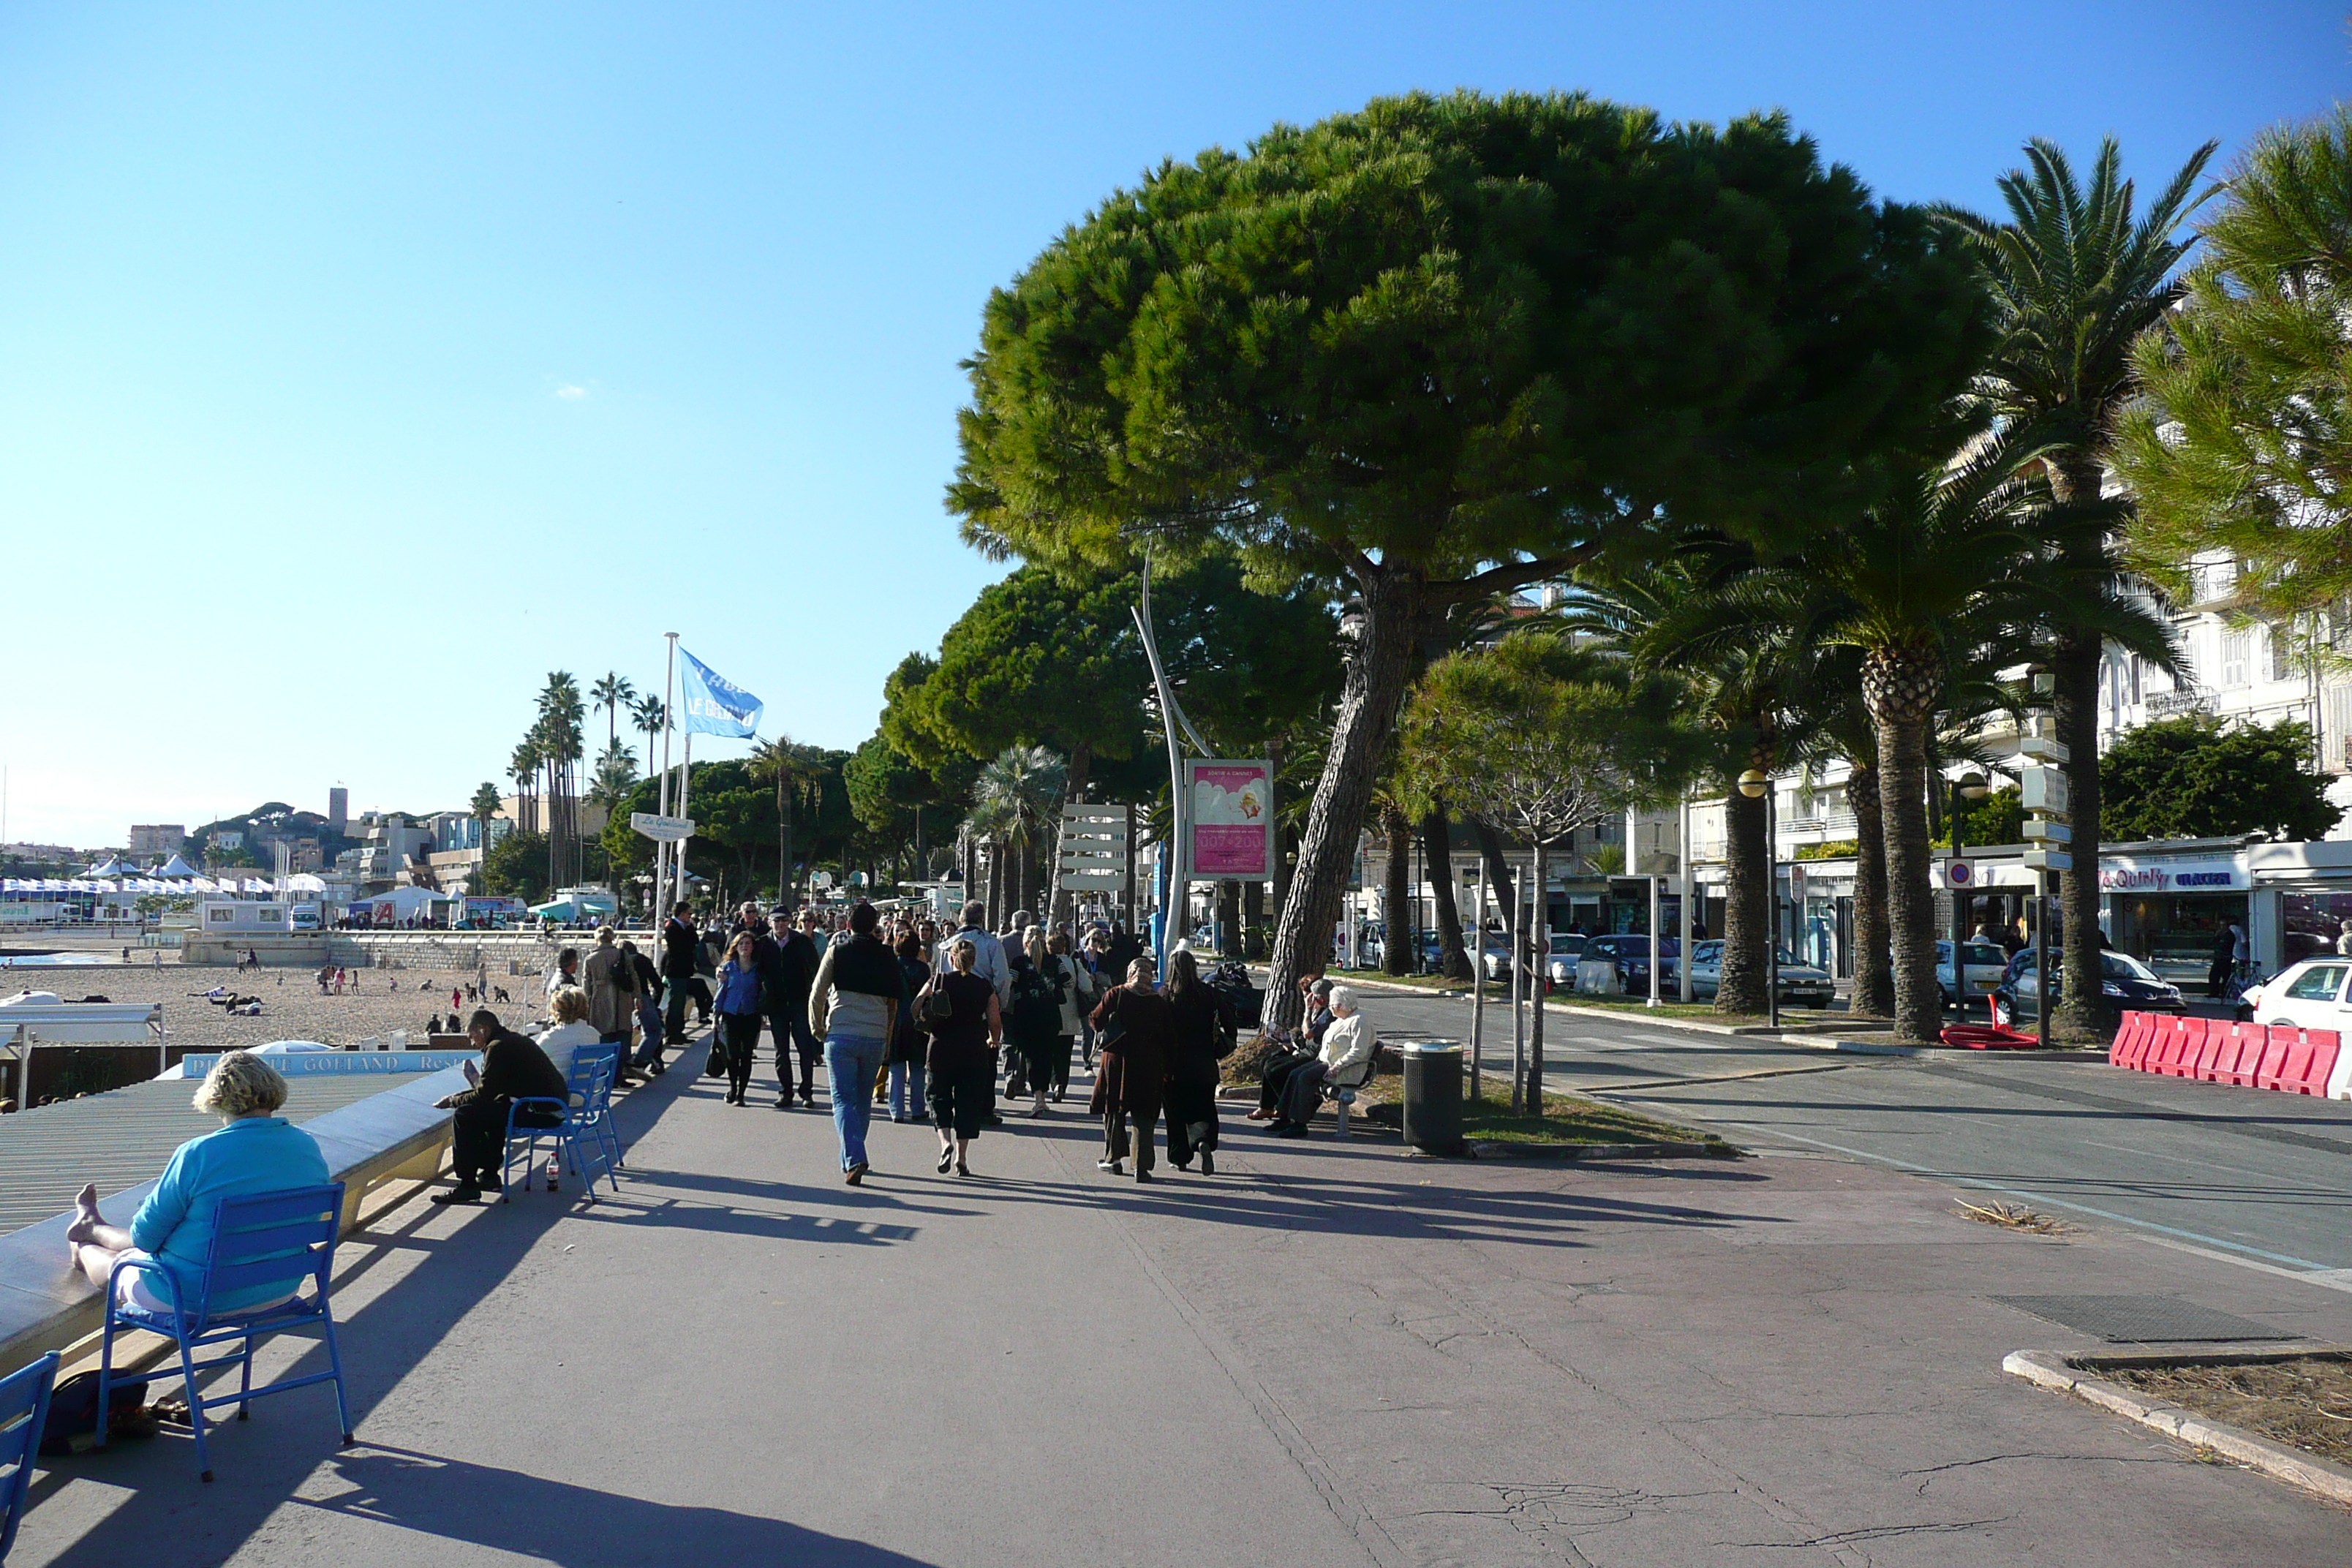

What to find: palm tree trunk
left=1847, top=761, right=1896, bottom=1018
left=1381, top=800, right=1412, bottom=976
left=1717, top=778, right=1771, bottom=1015
left=2050, top=627, right=2107, bottom=1043
left=1875, top=709, right=1942, bottom=1044
left=1421, top=801, right=1473, bottom=980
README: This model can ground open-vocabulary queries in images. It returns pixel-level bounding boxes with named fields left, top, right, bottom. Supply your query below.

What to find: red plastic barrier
left=2268, top=1033, right=2320, bottom=1093
left=2128, top=1011, right=2163, bottom=1067
left=2190, top=1022, right=2230, bottom=1080
left=2253, top=1026, right=2295, bottom=1090
left=2215, top=1022, right=2265, bottom=1087
left=2155, top=1016, right=2206, bottom=1076
left=2303, top=1031, right=2342, bottom=1096
left=2110, top=1011, right=2155, bottom=1069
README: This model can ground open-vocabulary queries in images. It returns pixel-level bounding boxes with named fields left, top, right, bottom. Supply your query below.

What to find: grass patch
left=2105, top=1357, right=2352, bottom=1469
left=1357, top=1076, right=1733, bottom=1150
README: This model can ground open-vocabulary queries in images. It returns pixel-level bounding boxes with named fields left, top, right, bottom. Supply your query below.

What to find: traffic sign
left=2023, top=848, right=2073, bottom=872
left=1942, top=859, right=1975, bottom=888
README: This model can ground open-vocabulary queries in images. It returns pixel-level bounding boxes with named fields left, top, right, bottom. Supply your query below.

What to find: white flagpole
left=677, top=726, right=694, bottom=910
left=660, top=633, right=678, bottom=916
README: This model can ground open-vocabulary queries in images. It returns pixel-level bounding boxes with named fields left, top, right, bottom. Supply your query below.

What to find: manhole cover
left=1989, top=1294, right=2291, bottom=1343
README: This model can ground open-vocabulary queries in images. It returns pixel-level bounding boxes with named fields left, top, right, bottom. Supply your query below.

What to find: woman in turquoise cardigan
left=66, top=1050, right=329, bottom=1316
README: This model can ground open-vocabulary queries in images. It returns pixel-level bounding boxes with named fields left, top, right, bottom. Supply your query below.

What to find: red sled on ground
left=1938, top=1022, right=2040, bottom=1049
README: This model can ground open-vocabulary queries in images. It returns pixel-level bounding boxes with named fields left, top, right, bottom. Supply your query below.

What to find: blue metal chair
left=97, top=1184, right=352, bottom=1482
left=0, top=1352, right=58, bottom=1562
left=500, top=1054, right=618, bottom=1200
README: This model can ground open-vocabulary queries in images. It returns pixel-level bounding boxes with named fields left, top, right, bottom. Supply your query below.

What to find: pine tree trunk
left=1716, top=780, right=1771, bottom=1016
left=1523, top=837, right=1550, bottom=1112
left=1470, top=815, right=1518, bottom=942
left=1264, top=566, right=1431, bottom=1027
left=1847, top=761, right=1896, bottom=1018
left=1382, top=800, right=1413, bottom=976
left=1421, top=801, right=1473, bottom=980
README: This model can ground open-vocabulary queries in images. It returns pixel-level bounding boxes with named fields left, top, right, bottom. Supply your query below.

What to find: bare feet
left=66, top=1182, right=100, bottom=1253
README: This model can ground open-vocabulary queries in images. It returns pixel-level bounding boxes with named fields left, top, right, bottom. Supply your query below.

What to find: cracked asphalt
left=15, top=1011, right=2352, bottom=1567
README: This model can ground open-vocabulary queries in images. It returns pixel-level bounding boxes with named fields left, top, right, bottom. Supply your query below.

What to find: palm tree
left=592, top=673, right=636, bottom=761
left=1806, top=429, right=2176, bottom=1043
left=535, top=673, right=587, bottom=889
left=631, top=694, right=668, bottom=782
left=748, top=736, right=806, bottom=903
left=508, top=740, right=540, bottom=837
left=1564, top=551, right=1822, bottom=1018
left=1942, top=135, right=2216, bottom=1041
left=969, top=745, right=1066, bottom=921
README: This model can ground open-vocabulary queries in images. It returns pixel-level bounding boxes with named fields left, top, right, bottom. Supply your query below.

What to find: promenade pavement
left=15, top=1032, right=2352, bottom=1567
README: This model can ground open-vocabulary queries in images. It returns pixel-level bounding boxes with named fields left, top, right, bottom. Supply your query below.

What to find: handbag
left=919, top=979, right=955, bottom=1028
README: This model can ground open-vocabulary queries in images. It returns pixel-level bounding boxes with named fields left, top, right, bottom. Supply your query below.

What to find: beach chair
left=97, top=1184, right=353, bottom=1482
left=0, top=1352, right=58, bottom=1561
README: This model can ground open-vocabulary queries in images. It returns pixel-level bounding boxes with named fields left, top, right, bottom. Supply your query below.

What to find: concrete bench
left=0, top=1063, right=467, bottom=1381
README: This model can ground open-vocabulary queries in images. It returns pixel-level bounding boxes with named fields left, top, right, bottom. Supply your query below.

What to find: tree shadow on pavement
left=276, top=1444, right=941, bottom=1567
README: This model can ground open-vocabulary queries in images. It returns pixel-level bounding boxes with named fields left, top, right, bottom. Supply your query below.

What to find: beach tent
left=527, top=891, right=619, bottom=922
left=155, top=853, right=203, bottom=878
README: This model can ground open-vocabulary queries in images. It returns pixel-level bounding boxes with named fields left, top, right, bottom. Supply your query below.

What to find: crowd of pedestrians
left=413, top=895, right=1361, bottom=1199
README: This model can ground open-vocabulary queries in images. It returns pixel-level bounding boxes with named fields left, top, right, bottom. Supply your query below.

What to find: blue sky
left=0, top=1, right=2340, bottom=851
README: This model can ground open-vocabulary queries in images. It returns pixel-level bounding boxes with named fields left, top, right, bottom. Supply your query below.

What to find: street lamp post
left=1736, top=769, right=1779, bottom=1029
left=1950, top=770, right=1988, bottom=1014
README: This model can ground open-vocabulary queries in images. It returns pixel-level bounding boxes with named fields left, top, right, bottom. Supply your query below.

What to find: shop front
left=2099, top=856, right=2250, bottom=990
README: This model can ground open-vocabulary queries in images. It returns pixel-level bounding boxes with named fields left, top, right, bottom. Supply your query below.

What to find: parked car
left=1992, top=948, right=2185, bottom=1027
left=1683, top=941, right=1837, bottom=1007
left=1476, top=930, right=1588, bottom=983
left=1936, top=940, right=2009, bottom=1006
left=2238, top=957, right=2352, bottom=1033
left=1575, top=935, right=1681, bottom=994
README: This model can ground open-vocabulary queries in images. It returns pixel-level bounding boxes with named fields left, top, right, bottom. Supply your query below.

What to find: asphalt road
left=1363, top=986, right=2352, bottom=1279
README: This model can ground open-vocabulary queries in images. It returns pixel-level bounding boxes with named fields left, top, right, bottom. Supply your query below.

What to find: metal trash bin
left=1399, top=1041, right=1464, bottom=1154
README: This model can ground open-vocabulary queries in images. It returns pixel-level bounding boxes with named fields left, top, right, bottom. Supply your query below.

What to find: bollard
left=1400, top=1041, right=1464, bottom=1155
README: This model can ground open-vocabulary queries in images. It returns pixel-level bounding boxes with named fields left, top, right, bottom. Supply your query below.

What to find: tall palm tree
left=1942, top=135, right=2216, bottom=1041
left=631, top=695, right=669, bottom=785
left=1805, top=429, right=2176, bottom=1042
left=748, top=736, right=804, bottom=902
left=1565, top=551, right=1822, bottom=1018
left=536, top=673, right=587, bottom=889
left=969, top=745, right=1066, bottom=922
left=591, top=673, right=636, bottom=761
left=508, top=740, right=540, bottom=837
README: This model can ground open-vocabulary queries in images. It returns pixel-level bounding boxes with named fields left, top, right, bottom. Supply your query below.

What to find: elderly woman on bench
left=66, top=1051, right=330, bottom=1313
left=1268, top=985, right=1376, bottom=1137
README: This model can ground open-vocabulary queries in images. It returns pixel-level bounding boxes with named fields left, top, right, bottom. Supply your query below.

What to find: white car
left=1936, top=941, right=2008, bottom=1005
left=2242, top=957, right=2352, bottom=1033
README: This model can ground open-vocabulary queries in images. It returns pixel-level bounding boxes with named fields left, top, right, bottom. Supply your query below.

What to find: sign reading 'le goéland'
left=2097, top=861, right=2242, bottom=892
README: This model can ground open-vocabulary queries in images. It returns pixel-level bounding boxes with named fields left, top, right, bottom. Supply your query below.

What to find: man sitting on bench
left=1270, top=985, right=1376, bottom=1137
left=432, top=1009, right=566, bottom=1205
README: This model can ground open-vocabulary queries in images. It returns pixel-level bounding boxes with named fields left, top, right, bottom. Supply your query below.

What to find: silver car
left=1686, top=940, right=1836, bottom=1006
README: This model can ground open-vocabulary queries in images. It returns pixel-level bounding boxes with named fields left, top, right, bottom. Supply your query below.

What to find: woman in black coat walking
left=887, top=932, right=932, bottom=1122
left=1163, top=948, right=1236, bottom=1174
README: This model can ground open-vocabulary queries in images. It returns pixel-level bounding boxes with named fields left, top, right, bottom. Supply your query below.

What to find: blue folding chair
left=577, top=1044, right=625, bottom=1175
left=0, top=1352, right=58, bottom=1562
left=97, top=1183, right=352, bottom=1482
left=500, top=1054, right=618, bottom=1200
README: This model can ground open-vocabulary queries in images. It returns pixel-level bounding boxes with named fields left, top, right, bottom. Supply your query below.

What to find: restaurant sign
left=2097, top=859, right=2242, bottom=892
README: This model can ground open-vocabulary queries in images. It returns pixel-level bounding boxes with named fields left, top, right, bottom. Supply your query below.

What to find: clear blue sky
left=0, top=1, right=2338, bottom=851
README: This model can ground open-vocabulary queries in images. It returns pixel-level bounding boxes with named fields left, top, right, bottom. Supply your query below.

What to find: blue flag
left=679, top=648, right=764, bottom=738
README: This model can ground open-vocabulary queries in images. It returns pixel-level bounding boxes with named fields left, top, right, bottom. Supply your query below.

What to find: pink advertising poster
left=1188, top=761, right=1272, bottom=878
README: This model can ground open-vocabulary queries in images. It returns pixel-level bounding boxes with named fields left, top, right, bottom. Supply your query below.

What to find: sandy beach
left=4, top=956, right=559, bottom=1053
